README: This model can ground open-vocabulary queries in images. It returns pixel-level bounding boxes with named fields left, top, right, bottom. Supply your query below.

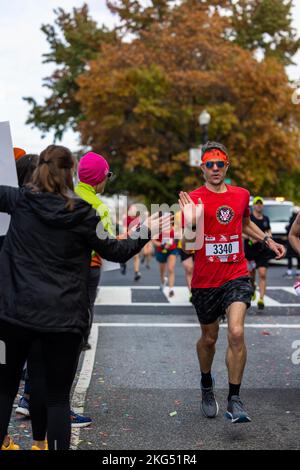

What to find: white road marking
left=255, top=295, right=281, bottom=307
left=94, top=322, right=300, bottom=328
left=280, top=287, right=298, bottom=296
left=96, top=286, right=131, bottom=304
left=70, top=324, right=99, bottom=449
left=95, top=286, right=300, bottom=307
left=70, top=314, right=300, bottom=449
left=164, top=286, right=190, bottom=304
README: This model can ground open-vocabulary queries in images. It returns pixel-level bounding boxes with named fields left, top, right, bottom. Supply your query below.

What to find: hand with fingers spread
left=178, top=191, right=203, bottom=228
left=143, top=212, right=174, bottom=240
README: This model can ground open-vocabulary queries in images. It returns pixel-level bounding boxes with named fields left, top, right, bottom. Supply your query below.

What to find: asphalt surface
left=10, top=257, right=300, bottom=450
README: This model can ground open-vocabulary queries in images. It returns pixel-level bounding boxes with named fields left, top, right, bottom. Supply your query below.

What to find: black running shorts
left=252, top=257, right=269, bottom=269
left=179, top=249, right=194, bottom=263
left=191, top=276, right=253, bottom=325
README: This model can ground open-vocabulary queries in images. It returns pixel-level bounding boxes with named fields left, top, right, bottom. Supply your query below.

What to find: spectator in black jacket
left=0, top=144, right=170, bottom=450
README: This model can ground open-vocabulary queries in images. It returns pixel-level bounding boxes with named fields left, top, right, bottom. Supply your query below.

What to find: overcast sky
left=0, top=0, right=299, bottom=154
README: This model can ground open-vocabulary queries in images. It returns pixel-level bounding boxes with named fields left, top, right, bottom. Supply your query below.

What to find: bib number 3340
left=205, top=241, right=239, bottom=256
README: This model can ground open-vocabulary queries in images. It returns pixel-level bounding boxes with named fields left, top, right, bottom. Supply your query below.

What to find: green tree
left=24, top=4, right=117, bottom=139
left=25, top=1, right=300, bottom=202
left=75, top=2, right=300, bottom=201
left=107, top=0, right=174, bottom=33
left=228, top=0, right=300, bottom=65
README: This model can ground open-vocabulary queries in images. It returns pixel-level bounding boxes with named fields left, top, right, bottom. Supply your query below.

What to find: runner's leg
left=167, top=254, right=176, bottom=294
left=159, top=262, right=166, bottom=286
left=182, top=256, right=194, bottom=291
left=134, top=254, right=141, bottom=280
left=197, top=321, right=219, bottom=418
left=225, top=302, right=247, bottom=386
left=225, top=301, right=251, bottom=423
left=258, top=266, right=267, bottom=300
left=197, top=321, right=219, bottom=374
left=250, top=268, right=256, bottom=293
left=134, top=254, right=140, bottom=273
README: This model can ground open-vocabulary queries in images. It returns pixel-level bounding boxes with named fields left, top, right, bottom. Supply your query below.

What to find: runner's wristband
left=263, top=235, right=272, bottom=246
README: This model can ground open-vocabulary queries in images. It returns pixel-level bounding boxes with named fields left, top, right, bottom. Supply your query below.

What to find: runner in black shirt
left=244, top=196, right=272, bottom=310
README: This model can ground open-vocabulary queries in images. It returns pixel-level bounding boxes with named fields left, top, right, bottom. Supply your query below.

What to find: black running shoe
left=225, top=395, right=251, bottom=423
left=201, top=378, right=219, bottom=419
left=134, top=272, right=141, bottom=281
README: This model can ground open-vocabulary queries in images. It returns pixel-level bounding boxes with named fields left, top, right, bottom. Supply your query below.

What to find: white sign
left=0, top=122, right=18, bottom=235
left=189, top=147, right=202, bottom=167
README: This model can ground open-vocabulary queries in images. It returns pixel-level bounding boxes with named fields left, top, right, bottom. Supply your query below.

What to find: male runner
left=244, top=196, right=272, bottom=310
left=179, top=141, right=285, bottom=423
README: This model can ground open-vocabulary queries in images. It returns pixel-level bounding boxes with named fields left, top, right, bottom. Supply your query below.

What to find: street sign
left=189, top=147, right=202, bottom=167
left=0, top=121, right=18, bottom=235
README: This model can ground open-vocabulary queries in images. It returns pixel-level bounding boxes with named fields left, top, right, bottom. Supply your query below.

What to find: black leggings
left=0, top=320, right=82, bottom=450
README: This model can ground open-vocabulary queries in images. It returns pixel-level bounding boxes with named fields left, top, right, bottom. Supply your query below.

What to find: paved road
left=10, top=258, right=300, bottom=450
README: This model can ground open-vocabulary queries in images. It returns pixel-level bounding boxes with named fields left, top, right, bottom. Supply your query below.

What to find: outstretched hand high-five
left=178, top=192, right=203, bottom=228
left=144, top=212, right=174, bottom=239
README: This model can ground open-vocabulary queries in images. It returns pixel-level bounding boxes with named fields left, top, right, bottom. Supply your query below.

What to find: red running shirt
left=189, top=185, right=250, bottom=288
left=156, top=228, right=177, bottom=252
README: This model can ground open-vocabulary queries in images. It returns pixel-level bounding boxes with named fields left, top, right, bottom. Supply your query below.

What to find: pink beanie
left=78, top=152, right=110, bottom=186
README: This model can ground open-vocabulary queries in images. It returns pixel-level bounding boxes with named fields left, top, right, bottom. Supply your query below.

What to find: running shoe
left=1, top=436, right=20, bottom=450
left=134, top=272, right=141, bottom=281
left=16, top=396, right=30, bottom=417
left=169, top=289, right=175, bottom=298
left=257, top=298, right=264, bottom=310
left=31, top=441, right=48, bottom=451
left=70, top=410, right=92, bottom=428
left=225, top=395, right=251, bottom=423
left=160, top=276, right=168, bottom=291
left=201, top=378, right=219, bottom=418
left=82, top=342, right=92, bottom=351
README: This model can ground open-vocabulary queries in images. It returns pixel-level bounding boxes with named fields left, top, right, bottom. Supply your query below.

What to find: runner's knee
left=228, top=326, right=244, bottom=346
left=200, top=332, right=218, bottom=348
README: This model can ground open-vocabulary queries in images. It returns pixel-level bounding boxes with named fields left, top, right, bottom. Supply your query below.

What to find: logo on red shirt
left=216, top=206, right=235, bottom=225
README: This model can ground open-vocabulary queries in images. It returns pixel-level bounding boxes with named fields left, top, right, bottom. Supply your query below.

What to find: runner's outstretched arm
left=242, top=217, right=285, bottom=259
left=288, top=213, right=300, bottom=255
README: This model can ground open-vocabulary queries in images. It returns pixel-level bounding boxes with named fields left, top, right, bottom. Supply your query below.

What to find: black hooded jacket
left=0, top=186, right=148, bottom=335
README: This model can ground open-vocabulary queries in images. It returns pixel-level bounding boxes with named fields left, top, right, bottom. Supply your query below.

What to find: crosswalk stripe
left=94, top=286, right=300, bottom=307
left=94, top=322, right=300, bottom=328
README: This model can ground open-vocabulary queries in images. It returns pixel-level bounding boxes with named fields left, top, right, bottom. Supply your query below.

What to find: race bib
left=205, top=234, right=240, bottom=263
left=162, top=238, right=174, bottom=245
